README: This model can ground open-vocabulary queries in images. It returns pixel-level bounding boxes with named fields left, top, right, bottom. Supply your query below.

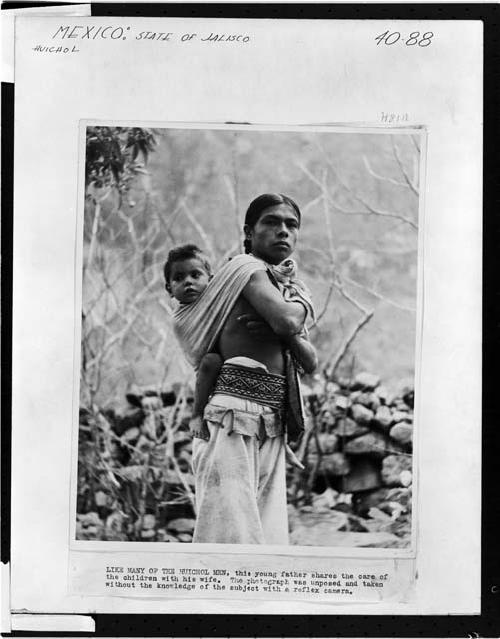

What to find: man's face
left=168, top=257, right=210, bottom=304
left=245, top=204, right=300, bottom=265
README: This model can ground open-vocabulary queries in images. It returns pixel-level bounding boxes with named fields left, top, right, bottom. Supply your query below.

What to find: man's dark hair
left=163, top=244, right=212, bottom=289
left=243, top=193, right=301, bottom=254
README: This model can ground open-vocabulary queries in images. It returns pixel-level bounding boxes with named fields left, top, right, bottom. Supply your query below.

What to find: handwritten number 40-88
left=375, top=31, right=433, bottom=47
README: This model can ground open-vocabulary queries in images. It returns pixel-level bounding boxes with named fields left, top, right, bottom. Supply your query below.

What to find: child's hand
left=188, top=415, right=204, bottom=436
left=285, top=444, right=305, bottom=470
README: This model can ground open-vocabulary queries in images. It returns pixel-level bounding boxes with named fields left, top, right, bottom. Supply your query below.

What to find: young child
left=163, top=244, right=222, bottom=439
left=164, top=243, right=317, bottom=448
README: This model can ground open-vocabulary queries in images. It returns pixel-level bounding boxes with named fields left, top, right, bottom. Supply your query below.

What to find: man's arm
left=287, top=333, right=318, bottom=374
left=242, top=270, right=306, bottom=337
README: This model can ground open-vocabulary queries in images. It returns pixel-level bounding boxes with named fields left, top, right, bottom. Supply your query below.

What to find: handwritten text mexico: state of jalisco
left=52, top=25, right=251, bottom=43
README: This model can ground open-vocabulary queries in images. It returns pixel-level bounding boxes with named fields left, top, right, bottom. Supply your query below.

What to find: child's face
left=168, top=257, right=210, bottom=304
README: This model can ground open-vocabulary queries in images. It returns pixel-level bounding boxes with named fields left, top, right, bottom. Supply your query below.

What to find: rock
left=402, top=389, right=414, bottom=409
left=114, top=407, right=145, bottom=436
left=290, top=509, right=349, bottom=545
left=314, top=432, right=339, bottom=454
left=336, top=377, right=351, bottom=390
left=140, top=529, right=156, bottom=540
left=356, top=392, right=381, bottom=411
left=397, top=378, right=414, bottom=402
left=142, top=514, right=156, bottom=530
left=121, top=426, right=140, bottom=443
left=312, top=487, right=339, bottom=510
left=381, top=454, right=413, bottom=487
left=391, top=410, right=412, bottom=424
left=160, top=390, right=177, bottom=407
left=345, top=514, right=369, bottom=532
left=176, top=533, right=193, bottom=543
left=368, top=506, right=392, bottom=522
left=95, top=491, right=108, bottom=507
left=342, top=457, right=382, bottom=492
left=351, top=372, right=380, bottom=391
left=333, top=417, right=369, bottom=438
left=354, top=487, right=412, bottom=519
left=142, top=395, right=162, bottom=411
left=325, top=382, right=341, bottom=397
left=320, top=452, right=351, bottom=476
left=167, top=518, right=195, bottom=534
left=334, top=395, right=350, bottom=411
left=375, top=385, right=390, bottom=404
left=290, top=510, right=401, bottom=547
left=320, top=409, right=336, bottom=428
left=383, top=501, right=406, bottom=519
left=157, top=528, right=179, bottom=543
left=76, top=513, right=105, bottom=540
left=350, top=403, right=374, bottom=424
left=353, top=488, right=394, bottom=516
left=78, top=511, right=102, bottom=527
left=400, top=470, right=412, bottom=487
left=344, top=432, right=392, bottom=458
left=373, top=406, right=393, bottom=431
left=174, top=431, right=192, bottom=446
left=390, top=422, right=413, bottom=446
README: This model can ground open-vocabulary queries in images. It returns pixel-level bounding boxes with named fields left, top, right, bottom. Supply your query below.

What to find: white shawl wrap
left=173, top=253, right=315, bottom=369
left=173, top=254, right=266, bottom=368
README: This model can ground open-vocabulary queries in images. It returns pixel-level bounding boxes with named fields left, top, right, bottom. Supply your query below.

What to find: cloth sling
left=173, top=254, right=267, bottom=368
left=173, top=253, right=314, bottom=440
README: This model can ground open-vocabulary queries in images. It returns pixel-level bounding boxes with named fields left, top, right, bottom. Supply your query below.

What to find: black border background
left=1, top=2, right=499, bottom=637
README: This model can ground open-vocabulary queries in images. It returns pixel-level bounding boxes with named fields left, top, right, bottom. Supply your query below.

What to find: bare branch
left=410, top=134, right=421, bottom=154
left=181, top=202, right=216, bottom=262
left=391, top=137, right=419, bottom=197
left=362, top=155, right=408, bottom=189
left=296, top=160, right=418, bottom=231
left=217, top=239, right=241, bottom=269
left=314, top=279, right=336, bottom=324
left=343, top=275, right=416, bottom=313
left=325, top=309, right=375, bottom=378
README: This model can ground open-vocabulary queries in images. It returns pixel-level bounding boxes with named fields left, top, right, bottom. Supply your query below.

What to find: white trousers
left=192, top=392, right=289, bottom=545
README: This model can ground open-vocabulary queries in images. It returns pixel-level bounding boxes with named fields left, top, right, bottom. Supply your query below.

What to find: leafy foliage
left=85, top=126, right=157, bottom=202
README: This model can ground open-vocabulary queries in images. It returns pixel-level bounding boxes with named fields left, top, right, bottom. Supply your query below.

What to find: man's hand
left=237, top=313, right=280, bottom=342
left=285, top=444, right=305, bottom=470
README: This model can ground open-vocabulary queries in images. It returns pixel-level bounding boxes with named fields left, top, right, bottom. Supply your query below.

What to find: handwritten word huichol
left=33, top=44, right=79, bottom=54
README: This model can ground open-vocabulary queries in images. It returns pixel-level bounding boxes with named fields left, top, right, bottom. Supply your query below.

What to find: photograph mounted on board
left=74, top=123, right=422, bottom=549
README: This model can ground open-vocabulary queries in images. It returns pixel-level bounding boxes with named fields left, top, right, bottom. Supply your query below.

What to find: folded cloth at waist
left=224, top=356, right=269, bottom=371
left=204, top=393, right=285, bottom=440
left=213, top=361, right=286, bottom=410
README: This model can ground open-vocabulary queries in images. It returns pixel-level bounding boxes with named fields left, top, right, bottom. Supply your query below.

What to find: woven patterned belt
left=213, top=363, right=286, bottom=410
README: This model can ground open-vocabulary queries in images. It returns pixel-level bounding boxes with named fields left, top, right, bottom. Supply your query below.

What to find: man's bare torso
left=216, top=297, right=285, bottom=375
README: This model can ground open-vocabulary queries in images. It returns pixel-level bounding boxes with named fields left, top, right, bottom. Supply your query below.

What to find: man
left=174, top=193, right=316, bottom=544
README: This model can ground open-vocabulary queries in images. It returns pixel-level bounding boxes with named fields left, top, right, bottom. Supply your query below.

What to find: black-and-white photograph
left=75, top=124, right=422, bottom=549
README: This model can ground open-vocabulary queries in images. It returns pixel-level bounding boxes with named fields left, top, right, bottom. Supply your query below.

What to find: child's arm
left=192, top=353, right=223, bottom=417
left=286, top=332, right=318, bottom=375
left=189, top=353, right=223, bottom=437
